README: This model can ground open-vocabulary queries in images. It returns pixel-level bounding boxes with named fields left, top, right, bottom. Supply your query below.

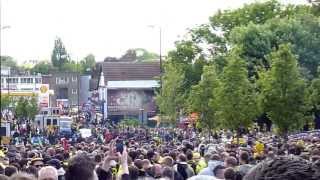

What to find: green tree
left=15, top=97, right=28, bottom=122
left=156, top=63, right=185, bottom=123
left=215, top=51, right=258, bottom=131
left=210, top=0, right=311, bottom=37
left=51, top=37, right=70, bottom=69
left=134, top=48, right=159, bottom=62
left=0, top=56, right=21, bottom=73
left=31, top=61, right=55, bottom=74
left=1, top=56, right=17, bottom=67
left=26, top=97, right=38, bottom=121
left=230, top=14, right=320, bottom=78
left=61, top=61, right=82, bottom=72
left=80, top=54, right=96, bottom=73
left=189, top=65, right=219, bottom=131
left=308, top=70, right=320, bottom=117
left=308, top=0, right=320, bottom=14
left=259, top=44, right=306, bottom=135
left=0, top=96, right=12, bottom=111
left=163, top=40, right=207, bottom=112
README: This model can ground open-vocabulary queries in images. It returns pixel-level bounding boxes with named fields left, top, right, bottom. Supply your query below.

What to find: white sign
left=38, top=84, right=50, bottom=108
left=79, top=128, right=92, bottom=138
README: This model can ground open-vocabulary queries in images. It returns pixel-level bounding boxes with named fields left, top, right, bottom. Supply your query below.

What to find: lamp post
left=148, top=25, right=162, bottom=88
left=148, top=25, right=163, bottom=127
left=77, top=58, right=80, bottom=124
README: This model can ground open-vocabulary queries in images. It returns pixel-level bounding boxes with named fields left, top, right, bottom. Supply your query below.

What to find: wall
left=80, top=75, right=91, bottom=105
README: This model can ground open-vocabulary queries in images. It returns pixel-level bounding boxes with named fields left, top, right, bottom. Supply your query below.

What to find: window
left=72, top=89, right=77, bottom=94
left=28, top=78, right=33, bottom=83
left=52, top=109, right=60, bottom=115
left=72, top=76, right=77, bottom=82
left=56, top=77, right=68, bottom=84
left=22, top=78, right=33, bottom=83
left=1, top=78, right=4, bottom=84
left=47, top=119, right=52, bottom=125
left=8, top=78, right=18, bottom=83
left=53, top=119, right=58, bottom=125
left=21, top=78, right=26, bottom=83
left=57, top=88, right=68, bottom=99
left=35, top=78, right=42, bottom=84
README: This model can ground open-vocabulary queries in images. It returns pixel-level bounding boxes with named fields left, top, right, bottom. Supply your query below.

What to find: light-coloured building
left=0, top=73, right=53, bottom=107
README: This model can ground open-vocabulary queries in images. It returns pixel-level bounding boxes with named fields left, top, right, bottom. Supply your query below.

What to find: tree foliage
left=230, top=14, right=320, bottom=78
left=51, top=37, right=70, bottom=69
left=189, top=65, right=219, bottom=130
left=1, top=56, right=17, bottom=68
left=259, top=44, right=306, bottom=134
left=139, top=1, right=320, bottom=132
left=309, top=75, right=320, bottom=114
left=215, top=51, right=258, bottom=130
left=0, top=96, right=12, bottom=111
left=0, top=56, right=23, bottom=73
left=156, top=63, right=185, bottom=123
left=15, top=97, right=28, bottom=121
left=135, top=48, right=159, bottom=62
left=15, top=97, right=39, bottom=122
left=30, top=61, right=55, bottom=74
left=26, top=97, right=38, bottom=121
left=61, top=61, right=82, bottom=72
left=80, top=54, right=96, bottom=73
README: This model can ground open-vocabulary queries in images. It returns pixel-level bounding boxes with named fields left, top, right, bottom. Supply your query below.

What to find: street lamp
left=148, top=25, right=162, bottom=88
left=148, top=25, right=163, bottom=127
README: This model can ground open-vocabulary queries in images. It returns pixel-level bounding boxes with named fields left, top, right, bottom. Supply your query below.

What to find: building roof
left=107, top=80, right=159, bottom=89
left=101, top=61, right=160, bottom=83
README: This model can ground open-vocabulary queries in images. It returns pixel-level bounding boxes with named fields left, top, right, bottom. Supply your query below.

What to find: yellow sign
left=40, top=85, right=48, bottom=94
left=0, top=92, right=35, bottom=96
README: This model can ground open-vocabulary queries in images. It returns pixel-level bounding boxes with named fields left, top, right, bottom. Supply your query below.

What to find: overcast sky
left=0, top=0, right=306, bottom=63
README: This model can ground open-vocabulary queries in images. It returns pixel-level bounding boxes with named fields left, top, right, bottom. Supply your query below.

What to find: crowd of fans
left=0, top=127, right=320, bottom=180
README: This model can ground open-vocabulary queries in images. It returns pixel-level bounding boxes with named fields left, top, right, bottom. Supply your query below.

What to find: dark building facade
left=45, top=72, right=80, bottom=107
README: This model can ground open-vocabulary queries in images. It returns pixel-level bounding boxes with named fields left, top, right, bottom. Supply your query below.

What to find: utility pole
left=77, top=58, right=80, bottom=123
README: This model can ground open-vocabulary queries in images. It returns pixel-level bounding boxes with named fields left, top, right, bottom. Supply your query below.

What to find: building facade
left=45, top=72, right=80, bottom=108
left=92, top=61, right=160, bottom=123
left=0, top=69, right=52, bottom=108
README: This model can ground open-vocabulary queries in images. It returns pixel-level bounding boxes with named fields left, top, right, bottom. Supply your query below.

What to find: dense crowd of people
left=0, top=126, right=320, bottom=180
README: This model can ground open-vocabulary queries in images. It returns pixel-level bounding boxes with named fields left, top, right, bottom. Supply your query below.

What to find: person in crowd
left=47, top=159, right=65, bottom=180
left=237, top=151, right=253, bottom=176
left=244, top=156, right=320, bottom=180
left=4, top=166, right=17, bottom=177
left=199, top=154, right=223, bottom=176
left=213, top=165, right=226, bottom=179
left=174, top=154, right=195, bottom=179
left=8, top=173, right=36, bottom=180
left=65, top=154, right=97, bottom=180
left=1, top=125, right=319, bottom=180
left=38, top=166, right=58, bottom=180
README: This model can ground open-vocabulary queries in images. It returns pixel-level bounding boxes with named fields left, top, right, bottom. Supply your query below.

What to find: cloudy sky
left=0, top=0, right=306, bottom=63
